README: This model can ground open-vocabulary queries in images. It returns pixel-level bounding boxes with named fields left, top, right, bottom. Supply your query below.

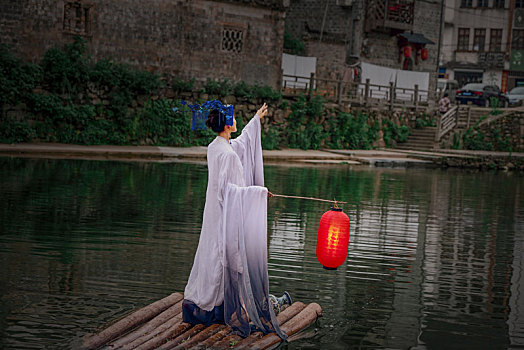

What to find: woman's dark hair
left=206, top=109, right=225, bottom=133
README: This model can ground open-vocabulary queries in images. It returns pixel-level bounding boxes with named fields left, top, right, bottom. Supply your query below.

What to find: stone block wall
left=305, top=41, right=349, bottom=81
left=477, top=113, right=524, bottom=152
left=0, top=0, right=285, bottom=87
left=285, top=0, right=353, bottom=42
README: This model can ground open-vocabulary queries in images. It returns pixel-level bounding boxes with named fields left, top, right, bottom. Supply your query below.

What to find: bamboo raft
left=82, top=293, right=322, bottom=350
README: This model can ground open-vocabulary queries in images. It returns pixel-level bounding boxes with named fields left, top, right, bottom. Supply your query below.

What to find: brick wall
left=0, top=0, right=285, bottom=87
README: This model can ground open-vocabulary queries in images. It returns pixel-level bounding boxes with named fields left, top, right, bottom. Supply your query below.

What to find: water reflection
left=0, top=158, right=523, bottom=349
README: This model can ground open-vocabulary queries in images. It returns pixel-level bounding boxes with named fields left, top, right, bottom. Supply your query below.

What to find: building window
left=461, top=0, right=473, bottom=8
left=493, top=0, right=505, bottom=7
left=473, top=29, right=486, bottom=51
left=514, top=29, right=524, bottom=49
left=221, top=27, right=244, bottom=54
left=490, top=29, right=503, bottom=51
left=477, top=0, right=488, bottom=7
left=63, top=1, right=92, bottom=36
left=517, top=0, right=524, bottom=8
left=458, top=28, right=470, bottom=51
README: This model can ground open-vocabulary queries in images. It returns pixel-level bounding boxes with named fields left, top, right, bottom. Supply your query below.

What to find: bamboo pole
left=82, top=292, right=183, bottom=350
left=272, top=194, right=347, bottom=205
left=249, top=303, right=322, bottom=350
left=108, top=300, right=183, bottom=349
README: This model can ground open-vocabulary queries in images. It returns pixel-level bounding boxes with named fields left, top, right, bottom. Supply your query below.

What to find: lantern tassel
left=271, top=194, right=347, bottom=204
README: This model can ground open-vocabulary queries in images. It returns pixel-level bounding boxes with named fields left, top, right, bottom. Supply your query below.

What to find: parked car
left=456, top=83, right=508, bottom=107
left=505, top=86, right=524, bottom=106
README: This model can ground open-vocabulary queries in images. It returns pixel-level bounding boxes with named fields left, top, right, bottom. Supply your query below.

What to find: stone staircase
left=395, top=106, right=492, bottom=151
left=456, top=106, right=490, bottom=130
left=396, top=126, right=437, bottom=150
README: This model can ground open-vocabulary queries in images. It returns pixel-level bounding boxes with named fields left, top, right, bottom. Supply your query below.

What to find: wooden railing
left=282, top=73, right=429, bottom=109
left=435, top=105, right=458, bottom=142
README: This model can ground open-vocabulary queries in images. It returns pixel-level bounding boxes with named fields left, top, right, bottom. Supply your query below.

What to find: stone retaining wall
left=477, top=112, right=524, bottom=151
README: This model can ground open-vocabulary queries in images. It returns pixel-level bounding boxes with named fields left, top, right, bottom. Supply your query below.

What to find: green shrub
left=415, top=114, right=436, bottom=128
left=172, top=78, right=195, bottom=92
left=0, top=44, right=41, bottom=109
left=251, top=84, right=282, bottom=101
left=451, top=132, right=461, bottom=149
left=463, top=127, right=490, bottom=150
left=41, top=36, right=89, bottom=95
left=202, top=79, right=282, bottom=102
left=233, top=81, right=255, bottom=99
left=203, top=79, right=234, bottom=96
left=0, top=117, right=35, bottom=143
left=262, top=126, right=281, bottom=150
left=382, top=120, right=410, bottom=147
left=281, top=95, right=325, bottom=149
left=284, top=31, right=305, bottom=56
left=328, top=112, right=377, bottom=149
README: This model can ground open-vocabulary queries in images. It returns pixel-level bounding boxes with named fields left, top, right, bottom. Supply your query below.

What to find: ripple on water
left=0, top=159, right=523, bottom=349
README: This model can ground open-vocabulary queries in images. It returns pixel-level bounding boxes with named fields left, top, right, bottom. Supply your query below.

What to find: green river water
left=0, top=157, right=523, bottom=349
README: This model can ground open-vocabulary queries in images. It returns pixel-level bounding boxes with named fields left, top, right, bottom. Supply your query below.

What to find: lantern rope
left=271, top=194, right=347, bottom=204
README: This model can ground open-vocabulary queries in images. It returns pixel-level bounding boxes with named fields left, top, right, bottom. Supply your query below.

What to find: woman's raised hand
left=256, top=103, right=268, bottom=119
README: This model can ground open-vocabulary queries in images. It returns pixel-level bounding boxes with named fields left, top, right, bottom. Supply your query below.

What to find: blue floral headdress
left=179, top=100, right=234, bottom=131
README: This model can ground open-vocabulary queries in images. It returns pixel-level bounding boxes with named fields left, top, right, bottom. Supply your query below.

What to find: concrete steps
left=396, top=126, right=437, bottom=150
left=456, top=107, right=490, bottom=130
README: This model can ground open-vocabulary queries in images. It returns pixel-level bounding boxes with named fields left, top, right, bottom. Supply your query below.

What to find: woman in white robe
left=183, top=103, right=286, bottom=340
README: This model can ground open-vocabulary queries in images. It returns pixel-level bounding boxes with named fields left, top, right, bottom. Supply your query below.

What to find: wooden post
left=337, top=80, right=342, bottom=104
left=414, top=84, right=419, bottom=109
left=435, top=112, right=441, bottom=142
left=389, top=81, right=394, bottom=110
left=308, top=72, right=315, bottom=97
left=466, top=106, right=471, bottom=129
left=365, top=79, right=370, bottom=107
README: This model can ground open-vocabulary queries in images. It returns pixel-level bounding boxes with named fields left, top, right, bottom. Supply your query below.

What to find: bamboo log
left=249, top=303, right=322, bottom=350
left=275, top=302, right=307, bottom=325
left=172, top=323, right=223, bottom=350
left=212, top=302, right=307, bottom=349
left=162, top=324, right=206, bottom=350
left=188, top=325, right=231, bottom=350
left=108, top=300, right=183, bottom=349
left=121, top=314, right=182, bottom=350
left=211, top=333, right=243, bottom=349
left=134, top=321, right=192, bottom=350
left=82, top=292, right=183, bottom=350
left=233, top=302, right=306, bottom=350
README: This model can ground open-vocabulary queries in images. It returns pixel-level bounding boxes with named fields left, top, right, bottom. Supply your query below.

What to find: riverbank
left=1, top=143, right=523, bottom=170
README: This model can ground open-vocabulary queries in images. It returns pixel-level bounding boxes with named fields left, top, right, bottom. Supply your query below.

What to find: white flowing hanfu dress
left=183, top=114, right=286, bottom=339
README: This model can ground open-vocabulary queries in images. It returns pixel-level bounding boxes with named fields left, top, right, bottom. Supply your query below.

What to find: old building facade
left=439, top=0, right=513, bottom=90
left=0, top=0, right=288, bottom=87
left=285, top=0, right=442, bottom=91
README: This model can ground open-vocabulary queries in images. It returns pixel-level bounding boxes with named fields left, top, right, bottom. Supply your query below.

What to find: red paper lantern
left=403, top=46, right=412, bottom=58
left=421, top=48, right=428, bottom=60
left=316, top=208, right=350, bottom=270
